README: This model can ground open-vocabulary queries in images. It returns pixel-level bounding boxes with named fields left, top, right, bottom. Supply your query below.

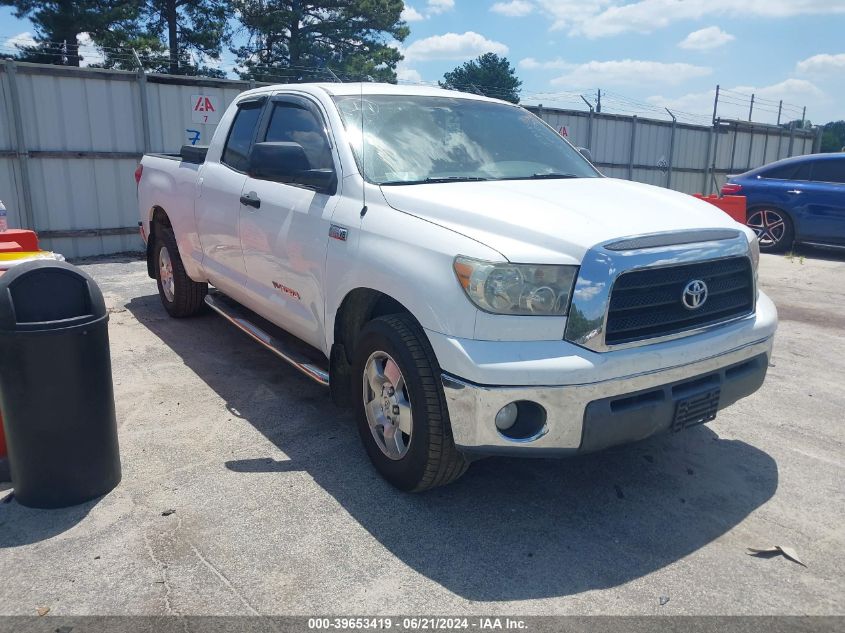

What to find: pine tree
left=0, top=0, right=141, bottom=67
left=139, top=0, right=232, bottom=74
left=232, top=0, right=409, bottom=83
left=440, top=53, right=522, bottom=104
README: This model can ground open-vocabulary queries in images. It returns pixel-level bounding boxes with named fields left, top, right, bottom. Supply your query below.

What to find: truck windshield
left=332, top=95, right=599, bottom=185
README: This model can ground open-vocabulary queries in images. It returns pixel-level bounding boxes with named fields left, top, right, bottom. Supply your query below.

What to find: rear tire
left=352, top=314, right=468, bottom=492
left=154, top=226, right=207, bottom=317
left=746, top=207, right=794, bottom=253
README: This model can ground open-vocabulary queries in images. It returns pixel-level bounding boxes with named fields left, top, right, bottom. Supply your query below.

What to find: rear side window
left=761, top=162, right=811, bottom=181
left=264, top=103, right=333, bottom=170
left=811, top=159, right=845, bottom=184
left=221, top=104, right=263, bottom=172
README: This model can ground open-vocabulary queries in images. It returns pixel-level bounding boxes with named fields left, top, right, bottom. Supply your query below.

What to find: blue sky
left=2, top=0, right=844, bottom=125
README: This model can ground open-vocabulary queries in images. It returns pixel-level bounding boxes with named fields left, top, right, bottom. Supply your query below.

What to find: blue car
left=723, top=153, right=845, bottom=252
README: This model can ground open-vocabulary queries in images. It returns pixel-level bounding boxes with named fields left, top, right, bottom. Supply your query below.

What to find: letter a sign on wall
left=191, top=94, right=222, bottom=124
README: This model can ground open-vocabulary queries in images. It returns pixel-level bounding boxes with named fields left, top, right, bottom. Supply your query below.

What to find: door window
left=810, top=159, right=845, bottom=184
left=221, top=104, right=263, bottom=172
left=761, top=162, right=811, bottom=181
left=264, top=103, right=333, bottom=170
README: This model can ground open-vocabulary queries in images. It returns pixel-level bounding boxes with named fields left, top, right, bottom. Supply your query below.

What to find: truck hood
left=379, top=177, right=747, bottom=265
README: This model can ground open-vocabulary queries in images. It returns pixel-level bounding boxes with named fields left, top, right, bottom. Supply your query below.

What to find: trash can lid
left=0, top=260, right=107, bottom=333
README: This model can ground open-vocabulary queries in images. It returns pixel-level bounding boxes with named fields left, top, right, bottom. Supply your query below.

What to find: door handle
left=240, top=192, right=261, bottom=208
left=787, top=189, right=802, bottom=195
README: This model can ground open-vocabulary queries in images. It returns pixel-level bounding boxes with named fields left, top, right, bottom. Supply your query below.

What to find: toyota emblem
left=682, top=279, right=708, bottom=310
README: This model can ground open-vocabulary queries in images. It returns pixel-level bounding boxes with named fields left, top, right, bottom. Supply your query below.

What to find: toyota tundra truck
left=136, top=83, right=777, bottom=491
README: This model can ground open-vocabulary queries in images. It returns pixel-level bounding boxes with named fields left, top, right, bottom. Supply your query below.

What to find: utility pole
left=777, top=101, right=783, bottom=126
left=801, top=106, right=806, bottom=128
left=596, top=89, right=601, bottom=113
left=581, top=95, right=594, bottom=151
left=712, top=84, right=719, bottom=125
left=665, top=108, right=676, bottom=190
left=748, top=94, right=754, bottom=121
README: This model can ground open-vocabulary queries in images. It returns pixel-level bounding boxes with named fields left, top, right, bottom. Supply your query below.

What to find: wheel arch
left=145, top=206, right=172, bottom=278
left=333, top=287, right=417, bottom=362
left=328, top=287, right=423, bottom=409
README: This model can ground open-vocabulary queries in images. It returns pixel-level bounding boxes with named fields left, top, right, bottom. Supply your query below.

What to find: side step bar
left=204, top=294, right=330, bottom=386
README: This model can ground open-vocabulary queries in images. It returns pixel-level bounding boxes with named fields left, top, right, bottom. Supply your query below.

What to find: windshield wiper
left=380, top=176, right=490, bottom=186
left=526, top=172, right=580, bottom=179
left=487, top=172, right=581, bottom=182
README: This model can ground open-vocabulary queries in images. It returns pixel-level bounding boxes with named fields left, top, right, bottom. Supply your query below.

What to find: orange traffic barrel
left=0, top=229, right=39, bottom=253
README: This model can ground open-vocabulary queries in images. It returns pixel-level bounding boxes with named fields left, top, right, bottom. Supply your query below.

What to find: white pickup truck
left=137, top=83, right=777, bottom=491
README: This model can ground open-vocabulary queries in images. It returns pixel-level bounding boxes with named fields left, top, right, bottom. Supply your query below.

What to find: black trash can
left=0, top=260, right=121, bottom=508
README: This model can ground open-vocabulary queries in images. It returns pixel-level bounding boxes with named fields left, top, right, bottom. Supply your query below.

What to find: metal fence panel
left=16, top=71, right=143, bottom=153
left=593, top=116, right=633, bottom=166
left=26, top=157, right=141, bottom=257
left=671, top=171, right=705, bottom=195
left=0, top=159, right=23, bottom=226
left=0, top=69, right=13, bottom=152
left=632, top=120, right=670, bottom=168
left=673, top=126, right=709, bottom=170
left=0, top=63, right=822, bottom=258
left=146, top=78, right=247, bottom=152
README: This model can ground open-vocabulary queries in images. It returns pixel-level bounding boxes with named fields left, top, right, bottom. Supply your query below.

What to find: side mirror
left=578, top=147, right=594, bottom=163
left=249, top=142, right=336, bottom=193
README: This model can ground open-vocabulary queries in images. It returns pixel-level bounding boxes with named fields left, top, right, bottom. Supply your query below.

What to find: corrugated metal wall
left=0, top=62, right=252, bottom=258
left=529, top=106, right=818, bottom=195
left=0, top=61, right=820, bottom=258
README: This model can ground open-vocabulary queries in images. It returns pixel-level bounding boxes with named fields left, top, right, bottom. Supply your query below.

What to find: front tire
left=352, top=314, right=468, bottom=491
left=746, top=207, right=794, bottom=253
left=154, top=226, right=207, bottom=317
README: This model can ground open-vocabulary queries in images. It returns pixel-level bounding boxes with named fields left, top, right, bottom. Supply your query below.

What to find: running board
left=204, top=294, right=330, bottom=386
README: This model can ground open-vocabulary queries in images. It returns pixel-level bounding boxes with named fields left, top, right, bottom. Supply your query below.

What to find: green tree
left=0, top=0, right=141, bottom=66
left=91, top=0, right=231, bottom=76
left=138, top=0, right=232, bottom=74
left=820, top=121, right=845, bottom=153
left=232, top=0, right=409, bottom=83
left=440, top=52, right=522, bottom=104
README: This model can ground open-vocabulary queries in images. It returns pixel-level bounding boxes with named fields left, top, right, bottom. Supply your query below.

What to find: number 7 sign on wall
left=191, top=94, right=222, bottom=125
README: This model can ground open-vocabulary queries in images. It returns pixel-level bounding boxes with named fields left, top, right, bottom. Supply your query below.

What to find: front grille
left=605, top=256, right=754, bottom=345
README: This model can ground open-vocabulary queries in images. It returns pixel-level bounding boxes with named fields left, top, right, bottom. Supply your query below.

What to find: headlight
left=453, top=257, right=578, bottom=316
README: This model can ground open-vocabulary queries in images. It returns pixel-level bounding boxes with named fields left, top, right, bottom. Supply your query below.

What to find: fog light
left=495, top=402, right=519, bottom=431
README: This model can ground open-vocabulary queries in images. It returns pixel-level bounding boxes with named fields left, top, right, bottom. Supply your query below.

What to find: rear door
left=238, top=94, right=341, bottom=350
left=793, top=157, right=845, bottom=245
left=195, top=96, right=266, bottom=298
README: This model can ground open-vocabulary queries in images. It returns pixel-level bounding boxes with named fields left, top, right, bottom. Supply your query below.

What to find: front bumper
left=441, top=335, right=773, bottom=456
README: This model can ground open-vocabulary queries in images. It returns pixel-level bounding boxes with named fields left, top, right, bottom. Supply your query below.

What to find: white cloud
left=397, top=65, right=423, bottom=83
left=403, top=31, right=508, bottom=62
left=796, top=53, right=845, bottom=75
left=3, top=31, right=37, bottom=50
left=76, top=33, right=99, bottom=68
left=426, top=0, right=455, bottom=15
left=401, top=4, right=425, bottom=21
left=491, top=1, right=535, bottom=17
left=550, top=59, right=711, bottom=87
left=510, top=1, right=845, bottom=38
left=518, top=57, right=570, bottom=70
left=402, top=0, right=455, bottom=21
left=678, top=26, right=734, bottom=50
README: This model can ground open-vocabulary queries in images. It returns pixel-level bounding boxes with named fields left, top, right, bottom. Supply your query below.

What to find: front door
left=794, top=158, right=845, bottom=245
left=239, top=95, right=341, bottom=351
left=195, top=97, right=265, bottom=298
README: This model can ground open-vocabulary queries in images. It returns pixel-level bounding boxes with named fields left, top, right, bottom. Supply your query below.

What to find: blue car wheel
left=746, top=207, right=794, bottom=253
